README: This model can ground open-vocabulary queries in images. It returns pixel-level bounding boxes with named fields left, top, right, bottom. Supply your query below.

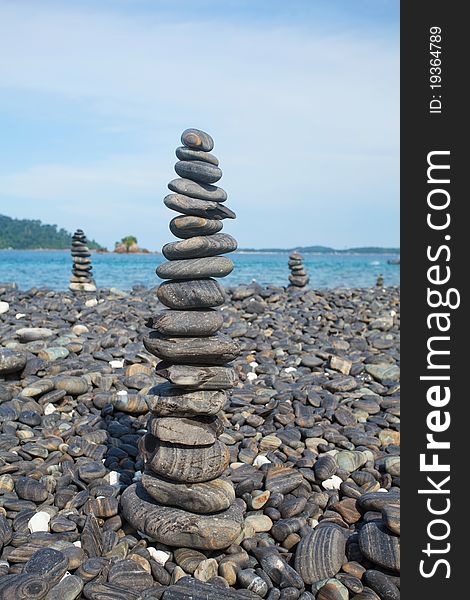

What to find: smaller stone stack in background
left=288, top=251, right=309, bottom=288
left=376, top=273, right=384, bottom=287
left=69, top=229, right=96, bottom=292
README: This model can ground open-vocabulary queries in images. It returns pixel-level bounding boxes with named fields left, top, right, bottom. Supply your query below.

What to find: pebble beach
left=0, top=281, right=400, bottom=600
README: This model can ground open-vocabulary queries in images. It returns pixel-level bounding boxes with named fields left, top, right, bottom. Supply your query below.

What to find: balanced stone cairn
left=376, top=273, right=384, bottom=287
left=288, top=251, right=309, bottom=288
left=69, top=229, right=96, bottom=292
left=121, top=128, right=245, bottom=550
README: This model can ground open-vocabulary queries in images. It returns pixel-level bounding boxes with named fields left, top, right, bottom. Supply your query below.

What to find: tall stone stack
left=69, top=229, right=96, bottom=292
left=121, top=128, right=245, bottom=550
left=288, top=251, right=309, bottom=287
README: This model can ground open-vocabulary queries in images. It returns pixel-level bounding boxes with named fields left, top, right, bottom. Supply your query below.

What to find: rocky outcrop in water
left=121, top=128, right=244, bottom=549
left=69, top=230, right=96, bottom=292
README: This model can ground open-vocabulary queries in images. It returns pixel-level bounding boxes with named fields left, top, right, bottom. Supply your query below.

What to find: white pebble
left=284, top=367, right=297, bottom=373
left=73, top=541, right=82, bottom=547
left=147, top=547, right=170, bottom=565
left=109, top=471, right=120, bottom=485
left=253, top=455, right=271, bottom=468
left=322, top=475, right=343, bottom=490
left=309, top=518, right=319, bottom=528
left=28, top=511, right=51, bottom=533
left=85, top=298, right=98, bottom=307
left=378, top=488, right=388, bottom=493
left=249, top=361, right=259, bottom=368
left=117, top=390, right=127, bottom=396
left=110, top=360, right=124, bottom=369
left=0, top=301, right=9, bottom=314
left=16, top=313, right=26, bottom=319
left=133, top=470, right=142, bottom=482
left=44, top=403, right=56, bottom=415
left=246, top=372, right=257, bottom=381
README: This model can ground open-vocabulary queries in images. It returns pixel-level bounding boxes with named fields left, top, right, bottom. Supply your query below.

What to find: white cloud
left=0, top=1, right=399, bottom=248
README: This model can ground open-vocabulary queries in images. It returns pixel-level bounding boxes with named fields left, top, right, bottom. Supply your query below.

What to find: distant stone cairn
left=121, top=128, right=244, bottom=550
left=288, top=252, right=309, bottom=288
left=69, top=229, right=96, bottom=292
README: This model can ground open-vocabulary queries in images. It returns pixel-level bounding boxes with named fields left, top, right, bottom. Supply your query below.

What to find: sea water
left=0, top=250, right=400, bottom=290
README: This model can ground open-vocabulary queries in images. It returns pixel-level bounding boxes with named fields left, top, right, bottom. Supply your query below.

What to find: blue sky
left=0, top=0, right=399, bottom=250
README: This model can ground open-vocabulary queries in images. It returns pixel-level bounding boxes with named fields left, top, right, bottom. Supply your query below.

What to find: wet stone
left=144, top=332, right=240, bottom=365
left=156, top=364, right=237, bottom=390
left=0, top=349, right=27, bottom=375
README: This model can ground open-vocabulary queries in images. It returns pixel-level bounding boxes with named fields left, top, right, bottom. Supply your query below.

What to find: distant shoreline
left=1, top=248, right=400, bottom=255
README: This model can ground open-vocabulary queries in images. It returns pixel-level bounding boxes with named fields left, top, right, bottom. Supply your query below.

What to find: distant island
left=0, top=214, right=103, bottom=250
left=238, top=246, right=400, bottom=254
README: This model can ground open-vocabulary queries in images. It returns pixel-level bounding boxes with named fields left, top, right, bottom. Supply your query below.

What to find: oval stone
left=168, top=178, right=227, bottom=202
left=164, top=194, right=235, bottom=220
left=0, top=349, right=27, bottom=375
left=121, top=483, right=244, bottom=550
left=170, top=215, right=223, bottom=239
left=175, top=160, right=222, bottom=185
left=181, top=128, right=214, bottom=152
left=157, top=279, right=225, bottom=309
left=176, top=146, right=219, bottom=165
left=358, top=522, right=400, bottom=571
left=141, top=472, right=235, bottom=513
left=157, top=256, right=234, bottom=280
left=149, top=383, right=227, bottom=416
left=162, top=233, right=237, bottom=260
left=148, top=415, right=223, bottom=445
left=144, top=332, right=240, bottom=365
left=144, top=436, right=229, bottom=483
left=294, top=524, right=347, bottom=584
left=148, top=309, right=223, bottom=336
left=156, top=364, right=238, bottom=390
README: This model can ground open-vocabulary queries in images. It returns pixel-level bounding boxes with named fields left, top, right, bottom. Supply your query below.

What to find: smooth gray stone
left=148, top=415, right=223, bottom=445
left=156, top=364, right=238, bottom=390
left=170, top=215, right=223, bottom=239
left=121, top=483, right=244, bottom=550
left=0, top=349, right=27, bottom=375
left=0, top=574, right=50, bottom=599
left=157, top=278, right=225, bottom=309
left=175, top=160, right=222, bottom=185
left=164, top=194, right=235, bottom=220
left=163, top=233, right=237, bottom=260
left=144, top=332, right=240, bottom=365
left=162, top=577, right=259, bottom=600
left=358, top=522, right=400, bottom=572
left=181, top=128, right=214, bottom=152
left=148, top=309, right=223, bottom=336
left=168, top=178, right=227, bottom=202
left=176, top=146, right=219, bottom=165
left=295, top=525, right=347, bottom=584
left=363, top=570, right=400, bottom=600
left=142, top=434, right=229, bottom=482
left=148, top=383, right=227, bottom=416
left=141, top=472, right=235, bottom=513
left=157, top=256, right=234, bottom=280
